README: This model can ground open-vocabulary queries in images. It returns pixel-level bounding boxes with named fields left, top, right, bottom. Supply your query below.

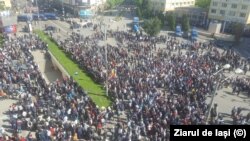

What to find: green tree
left=0, top=34, right=4, bottom=48
left=106, top=0, right=124, bottom=9
left=167, top=13, right=176, bottom=31
left=233, top=23, right=244, bottom=43
left=195, top=0, right=211, bottom=9
left=143, top=17, right=162, bottom=36
left=181, top=14, right=190, bottom=32
left=0, top=2, right=5, bottom=11
left=135, top=0, right=143, bottom=7
left=142, top=0, right=152, bottom=18
left=135, top=0, right=153, bottom=18
left=136, top=8, right=143, bottom=19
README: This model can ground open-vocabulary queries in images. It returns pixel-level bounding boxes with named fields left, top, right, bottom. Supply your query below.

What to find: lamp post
left=211, top=64, right=231, bottom=77
left=35, top=0, right=40, bottom=29
left=61, top=0, right=65, bottom=17
left=205, top=75, right=233, bottom=124
left=205, top=66, right=244, bottom=124
left=205, top=64, right=230, bottom=124
left=104, top=24, right=108, bottom=97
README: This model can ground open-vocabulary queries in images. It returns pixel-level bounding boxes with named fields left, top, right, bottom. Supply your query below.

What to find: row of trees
left=106, top=0, right=124, bottom=9
left=134, top=0, right=191, bottom=36
left=135, top=0, right=164, bottom=36
left=195, top=0, right=211, bottom=9
left=169, top=14, right=190, bottom=32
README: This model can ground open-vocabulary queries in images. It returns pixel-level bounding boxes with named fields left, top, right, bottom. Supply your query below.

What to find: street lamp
left=35, top=0, right=40, bottom=29
left=205, top=66, right=244, bottom=124
left=211, top=64, right=231, bottom=77
left=103, top=24, right=108, bottom=97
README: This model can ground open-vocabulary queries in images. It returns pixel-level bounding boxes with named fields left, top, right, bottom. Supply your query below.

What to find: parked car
left=70, top=23, right=81, bottom=29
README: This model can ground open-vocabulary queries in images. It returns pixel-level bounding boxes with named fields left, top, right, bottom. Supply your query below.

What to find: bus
left=175, top=25, right=183, bottom=37
left=43, top=13, right=58, bottom=20
left=191, top=28, right=198, bottom=41
left=17, top=15, right=32, bottom=22
left=133, top=17, right=139, bottom=32
left=32, top=14, right=47, bottom=21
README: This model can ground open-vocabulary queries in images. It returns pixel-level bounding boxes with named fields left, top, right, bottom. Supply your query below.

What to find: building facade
left=61, top=0, right=106, bottom=16
left=0, top=0, right=11, bottom=9
left=174, top=7, right=208, bottom=28
left=208, top=0, right=250, bottom=33
left=150, top=0, right=196, bottom=12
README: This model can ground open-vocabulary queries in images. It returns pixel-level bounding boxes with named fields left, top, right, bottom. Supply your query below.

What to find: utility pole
left=104, top=25, right=108, bottom=97
left=35, top=0, right=40, bottom=29
left=61, top=0, right=65, bottom=17
left=205, top=73, right=235, bottom=124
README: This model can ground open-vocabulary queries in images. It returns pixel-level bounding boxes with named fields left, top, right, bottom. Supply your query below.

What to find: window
left=242, top=5, right=248, bottom=10
left=222, top=3, right=227, bottom=8
left=231, top=4, right=237, bottom=8
left=220, top=10, right=225, bottom=15
left=240, top=13, right=246, bottom=17
left=228, top=11, right=236, bottom=16
left=211, top=9, right=216, bottom=14
left=212, top=2, right=218, bottom=6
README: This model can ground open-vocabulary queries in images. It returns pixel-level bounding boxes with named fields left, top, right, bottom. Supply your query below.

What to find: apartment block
left=150, top=0, right=196, bottom=12
left=208, top=0, right=250, bottom=32
left=0, top=0, right=11, bottom=9
left=174, top=7, right=208, bottom=28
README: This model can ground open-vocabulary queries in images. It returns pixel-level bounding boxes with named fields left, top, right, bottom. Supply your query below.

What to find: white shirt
left=63, top=116, right=68, bottom=123
left=47, top=130, right=51, bottom=136
left=22, top=111, right=27, bottom=117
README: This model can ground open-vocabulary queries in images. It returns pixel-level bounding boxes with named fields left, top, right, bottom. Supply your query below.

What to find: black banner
left=170, top=125, right=250, bottom=141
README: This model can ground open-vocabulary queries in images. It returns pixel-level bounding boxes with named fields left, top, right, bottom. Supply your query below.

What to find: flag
left=110, top=69, right=116, bottom=79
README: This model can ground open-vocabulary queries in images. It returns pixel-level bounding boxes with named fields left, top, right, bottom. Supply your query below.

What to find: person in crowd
left=0, top=28, right=249, bottom=141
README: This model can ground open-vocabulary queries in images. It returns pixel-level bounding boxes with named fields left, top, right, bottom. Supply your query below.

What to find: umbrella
left=223, top=64, right=231, bottom=69
left=235, top=68, right=243, bottom=74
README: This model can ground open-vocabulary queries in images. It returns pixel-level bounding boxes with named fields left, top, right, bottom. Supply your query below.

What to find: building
left=61, top=0, right=106, bottom=17
left=208, top=0, right=250, bottom=33
left=0, top=15, right=17, bottom=34
left=150, top=0, right=196, bottom=12
left=174, top=7, right=208, bottom=28
left=0, top=0, right=11, bottom=9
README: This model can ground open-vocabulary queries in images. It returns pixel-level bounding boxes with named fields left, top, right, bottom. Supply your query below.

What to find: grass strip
left=35, top=30, right=111, bottom=107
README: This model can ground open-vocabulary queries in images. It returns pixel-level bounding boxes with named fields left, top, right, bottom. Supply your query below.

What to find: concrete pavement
left=31, top=50, right=63, bottom=84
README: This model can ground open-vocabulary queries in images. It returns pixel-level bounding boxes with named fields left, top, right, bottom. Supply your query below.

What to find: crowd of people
left=53, top=29, right=250, bottom=139
left=0, top=27, right=249, bottom=140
